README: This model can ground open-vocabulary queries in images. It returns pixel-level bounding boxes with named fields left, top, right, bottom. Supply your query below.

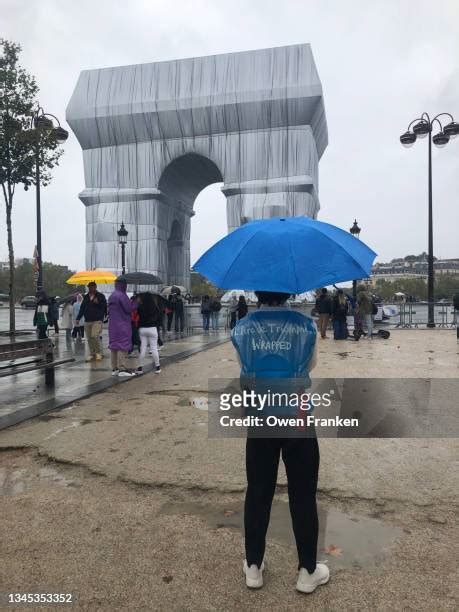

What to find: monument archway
left=66, top=43, right=328, bottom=288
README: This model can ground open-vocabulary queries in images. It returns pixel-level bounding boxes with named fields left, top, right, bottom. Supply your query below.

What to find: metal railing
left=393, top=302, right=457, bottom=329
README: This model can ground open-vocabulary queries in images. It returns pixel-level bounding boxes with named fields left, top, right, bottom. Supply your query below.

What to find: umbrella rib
left=287, top=233, right=300, bottom=293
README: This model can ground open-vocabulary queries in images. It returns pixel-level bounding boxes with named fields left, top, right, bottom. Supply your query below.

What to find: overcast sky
left=1, top=0, right=458, bottom=270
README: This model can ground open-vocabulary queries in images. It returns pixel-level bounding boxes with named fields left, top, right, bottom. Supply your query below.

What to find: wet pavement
left=159, top=498, right=402, bottom=571
left=0, top=455, right=401, bottom=571
left=0, top=331, right=457, bottom=610
left=0, top=327, right=229, bottom=430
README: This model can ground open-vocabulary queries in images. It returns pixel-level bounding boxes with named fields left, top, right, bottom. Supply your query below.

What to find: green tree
left=190, top=272, right=219, bottom=297
left=0, top=39, right=63, bottom=333
left=0, top=260, right=77, bottom=302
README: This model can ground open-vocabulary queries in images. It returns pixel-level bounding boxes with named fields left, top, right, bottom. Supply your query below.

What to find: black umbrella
left=116, top=272, right=163, bottom=285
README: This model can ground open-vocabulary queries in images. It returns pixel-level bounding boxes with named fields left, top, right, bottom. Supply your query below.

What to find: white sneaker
left=111, top=369, right=119, bottom=376
left=243, top=560, right=264, bottom=589
left=296, top=564, right=329, bottom=594
left=118, top=370, right=136, bottom=378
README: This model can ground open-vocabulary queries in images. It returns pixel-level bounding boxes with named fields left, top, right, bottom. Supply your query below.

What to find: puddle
left=0, top=464, right=79, bottom=495
left=190, top=397, right=208, bottom=411
left=160, top=499, right=402, bottom=569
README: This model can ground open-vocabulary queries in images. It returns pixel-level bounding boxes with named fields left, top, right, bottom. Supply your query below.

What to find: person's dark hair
left=238, top=295, right=247, bottom=304
left=321, top=287, right=328, bottom=295
left=255, top=291, right=290, bottom=306
left=337, top=289, right=343, bottom=295
left=139, top=292, right=160, bottom=319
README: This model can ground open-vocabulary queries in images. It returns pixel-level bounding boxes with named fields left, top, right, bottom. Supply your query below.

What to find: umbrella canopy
left=116, top=272, right=162, bottom=285
left=161, top=285, right=187, bottom=297
left=193, top=217, right=377, bottom=294
left=66, top=269, right=117, bottom=285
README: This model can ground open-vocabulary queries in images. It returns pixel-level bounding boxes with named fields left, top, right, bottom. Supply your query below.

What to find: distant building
left=369, top=258, right=459, bottom=285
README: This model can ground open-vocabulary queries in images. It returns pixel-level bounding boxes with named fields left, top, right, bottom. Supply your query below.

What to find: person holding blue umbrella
left=194, top=216, right=376, bottom=593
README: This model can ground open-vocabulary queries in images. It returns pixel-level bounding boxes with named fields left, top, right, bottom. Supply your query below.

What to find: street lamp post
left=400, top=113, right=459, bottom=328
left=28, top=109, right=68, bottom=294
left=117, top=222, right=128, bottom=274
left=350, top=219, right=361, bottom=299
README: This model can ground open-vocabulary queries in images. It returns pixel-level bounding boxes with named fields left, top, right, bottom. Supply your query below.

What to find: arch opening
left=159, top=153, right=223, bottom=207
left=159, top=153, right=225, bottom=287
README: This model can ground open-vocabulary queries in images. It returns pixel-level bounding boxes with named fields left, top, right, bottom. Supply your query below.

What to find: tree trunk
left=6, top=188, right=15, bottom=334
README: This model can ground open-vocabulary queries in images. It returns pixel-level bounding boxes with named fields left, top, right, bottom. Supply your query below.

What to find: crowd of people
left=32, top=282, right=379, bottom=381
left=314, top=284, right=377, bottom=341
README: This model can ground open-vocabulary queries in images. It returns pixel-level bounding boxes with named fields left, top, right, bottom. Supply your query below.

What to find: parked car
left=0, top=293, right=9, bottom=307
left=20, top=295, right=37, bottom=309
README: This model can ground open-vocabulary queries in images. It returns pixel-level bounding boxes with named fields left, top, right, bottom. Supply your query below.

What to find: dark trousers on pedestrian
left=72, top=325, right=84, bottom=339
left=166, top=312, right=174, bottom=331
left=333, top=319, right=348, bottom=340
left=202, top=313, right=210, bottom=331
left=244, top=436, right=320, bottom=573
left=37, top=325, right=48, bottom=339
left=174, top=310, right=184, bottom=332
left=230, top=312, right=237, bottom=329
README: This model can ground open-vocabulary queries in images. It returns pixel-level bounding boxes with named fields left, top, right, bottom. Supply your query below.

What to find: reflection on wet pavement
left=0, top=462, right=80, bottom=495
left=160, top=499, right=402, bottom=570
left=0, top=330, right=229, bottom=429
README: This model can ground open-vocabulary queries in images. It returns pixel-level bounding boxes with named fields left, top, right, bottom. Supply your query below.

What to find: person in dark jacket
left=332, top=289, right=349, bottom=340
left=136, top=292, right=161, bottom=375
left=165, top=295, right=175, bottom=332
left=315, top=288, right=332, bottom=339
left=33, top=292, right=51, bottom=339
left=237, top=295, right=248, bottom=320
left=201, top=295, right=211, bottom=331
left=453, top=292, right=459, bottom=342
left=173, top=291, right=185, bottom=333
left=75, top=282, right=107, bottom=361
left=229, top=292, right=238, bottom=329
left=49, top=297, right=60, bottom=334
left=210, top=296, right=222, bottom=331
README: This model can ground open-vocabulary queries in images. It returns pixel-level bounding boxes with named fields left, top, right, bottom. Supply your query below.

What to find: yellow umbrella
left=66, top=269, right=117, bottom=285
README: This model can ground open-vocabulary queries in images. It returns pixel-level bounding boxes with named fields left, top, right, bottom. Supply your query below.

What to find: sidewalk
left=0, top=329, right=457, bottom=610
left=0, top=329, right=229, bottom=430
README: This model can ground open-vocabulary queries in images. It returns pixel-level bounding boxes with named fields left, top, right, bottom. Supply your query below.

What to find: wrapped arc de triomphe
left=66, top=43, right=328, bottom=288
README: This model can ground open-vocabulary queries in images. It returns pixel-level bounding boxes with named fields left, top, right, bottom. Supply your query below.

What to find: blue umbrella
left=193, top=217, right=377, bottom=293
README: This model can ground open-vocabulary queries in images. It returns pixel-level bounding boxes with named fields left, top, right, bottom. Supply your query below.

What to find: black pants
left=37, top=325, right=48, bottom=339
left=244, top=436, right=320, bottom=573
left=174, top=310, right=184, bottom=332
left=72, top=326, right=84, bottom=339
left=166, top=312, right=174, bottom=331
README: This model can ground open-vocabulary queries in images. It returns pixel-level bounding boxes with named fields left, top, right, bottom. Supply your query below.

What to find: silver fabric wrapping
left=66, top=44, right=328, bottom=288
